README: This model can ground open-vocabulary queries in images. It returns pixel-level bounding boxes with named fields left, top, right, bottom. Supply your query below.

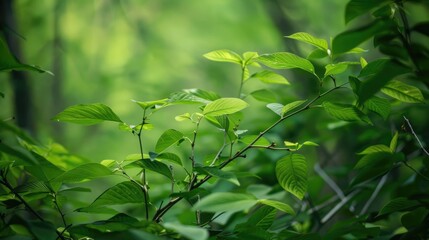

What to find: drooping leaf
left=282, top=100, right=307, bottom=116
left=257, top=199, right=295, bottom=215
left=203, top=49, right=242, bottom=64
left=82, top=181, right=145, bottom=210
left=138, top=159, right=173, bottom=180
left=389, top=131, right=399, bottom=153
left=203, top=98, right=248, bottom=117
left=155, top=129, right=184, bottom=153
left=378, top=197, right=420, bottom=216
left=322, top=102, right=371, bottom=124
left=266, top=103, right=284, bottom=116
left=53, top=103, right=123, bottom=125
left=196, top=166, right=240, bottom=186
left=256, top=52, right=315, bottom=74
left=250, top=89, right=277, bottom=103
left=193, top=192, right=257, bottom=213
left=240, top=205, right=277, bottom=231
left=156, top=152, right=182, bottom=166
left=250, top=70, right=290, bottom=85
left=276, top=154, right=308, bottom=199
left=357, top=144, right=391, bottom=155
left=332, top=19, right=393, bottom=55
left=163, top=222, right=208, bottom=240
left=381, top=80, right=424, bottom=103
left=133, top=99, right=168, bottom=110
left=169, top=89, right=220, bottom=105
left=345, top=0, right=390, bottom=23
left=324, top=62, right=359, bottom=77
left=286, top=32, right=328, bottom=50
left=364, top=97, right=391, bottom=120
left=52, top=163, right=112, bottom=183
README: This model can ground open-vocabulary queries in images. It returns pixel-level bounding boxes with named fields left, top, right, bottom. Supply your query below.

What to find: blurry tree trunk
left=0, top=0, right=36, bottom=135
left=52, top=0, right=65, bottom=139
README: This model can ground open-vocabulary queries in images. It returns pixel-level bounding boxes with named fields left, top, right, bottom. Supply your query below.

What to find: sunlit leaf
left=307, top=48, right=329, bottom=59
left=53, top=103, right=123, bottom=125
left=322, top=102, right=371, bottom=124
left=169, top=89, right=220, bottom=105
left=381, top=80, right=424, bottom=103
left=324, top=62, right=359, bottom=77
left=256, top=52, right=315, bottom=74
left=203, top=49, right=242, bottom=64
left=203, top=98, right=248, bottom=116
left=193, top=192, right=257, bottom=213
left=133, top=99, right=168, bottom=110
left=357, top=144, right=391, bottom=155
left=332, top=19, right=393, bottom=55
left=276, top=154, right=307, bottom=199
left=155, top=129, right=184, bottom=153
left=164, top=222, right=208, bottom=240
left=390, top=131, right=399, bottom=153
left=258, top=199, right=295, bottom=215
left=286, top=32, right=328, bottom=50
left=282, top=100, right=307, bottom=116
left=52, top=163, right=112, bottom=183
left=250, top=70, right=290, bottom=85
left=239, top=135, right=271, bottom=146
left=266, top=103, right=284, bottom=116
left=364, top=97, right=391, bottom=120
left=250, top=89, right=277, bottom=103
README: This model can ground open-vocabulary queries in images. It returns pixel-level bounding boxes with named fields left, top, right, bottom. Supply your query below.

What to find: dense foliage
left=1, top=0, right=429, bottom=239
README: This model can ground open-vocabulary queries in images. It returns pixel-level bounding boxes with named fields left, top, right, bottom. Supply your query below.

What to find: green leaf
left=156, top=152, right=182, bottom=166
left=203, top=49, right=242, bottom=64
left=359, top=59, right=389, bottom=78
left=282, top=100, right=307, bottom=116
left=266, top=103, right=284, bottom=116
left=164, top=222, right=208, bottom=240
left=155, top=129, right=184, bottom=153
left=133, top=99, right=168, bottom=110
left=390, top=131, right=399, bottom=153
left=0, top=34, right=52, bottom=74
left=332, top=19, right=393, bottom=55
left=381, top=80, right=424, bottom=103
left=286, top=32, right=328, bottom=50
left=250, top=70, right=290, bottom=85
left=239, top=135, right=271, bottom=146
left=84, top=181, right=145, bottom=209
left=276, top=154, right=308, bottom=200
left=52, top=163, right=112, bottom=183
left=307, top=48, right=329, bottom=59
left=85, top=213, right=140, bottom=233
left=345, top=0, right=389, bottom=23
left=193, top=192, right=257, bottom=213
left=169, top=89, right=220, bottom=105
left=53, top=103, right=122, bottom=125
left=241, top=205, right=276, bottom=231
left=256, top=52, right=315, bottom=74
left=138, top=159, right=173, bottom=180
left=378, top=197, right=420, bottom=216
left=258, top=199, right=295, bottom=215
left=203, top=98, right=248, bottom=117
left=196, top=166, right=240, bottom=186
left=357, top=144, right=391, bottom=155
left=364, top=97, right=391, bottom=120
left=250, top=89, right=277, bottom=103
left=322, top=102, right=371, bottom=124
left=324, top=62, right=359, bottom=77
left=351, top=153, right=395, bottom=184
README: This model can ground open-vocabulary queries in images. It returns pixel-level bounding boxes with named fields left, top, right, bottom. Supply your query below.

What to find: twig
left=314, top=163, right=345, bottom=200
left=359, top=174, right=388, bottom=216
left=321, top=190, right=360, bottom=224
left=136, top=112, right=150, bottom=220
left=403, top=116, right=429, bottom=157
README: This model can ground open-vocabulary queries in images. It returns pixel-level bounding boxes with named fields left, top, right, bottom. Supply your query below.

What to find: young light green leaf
left=84, top=181, right=145, bottom=209
left=52, top=163, right=112, bottom=183
left=203, top=49, right=242, bottom=64
left=133, top=99, right=168, bottom=110
left=332, top=19, right=393, bottom=55
left=256, top=52, right=315, bottom=74
left=193, top=192, right=257, bottom=213
left=258, top=199, right=295, bottom=215
left=155, top=129, right=184, bottom=153
left=138, top=159, right=173, bottom=180
left=276, top=154, right=308, bottom=200
left=196, top=166, right=240, bottom=186
left=250, top=89, right=277, bottom=103
left=381, top=80, right=424, bottom=103
left=322, top=102, right=371, bottom=124
left=53, top=103, right=122, bottom=125
left=360, top=57, right=368, bottom=68
left=251, top=70, right=290, bottom=85
left=286, top=32, right=328, bottom=50
left=239, top=135, right=271, bottom=146
left=324, top=62, right=359, bottom=77
left=164, top=222, right=209, bottom=240
left=301, top=141, right=319, bottom=147
left=364, top=97, right=391, bottom=120
left=266, top=103, right=284, bottom=116
left=390, top=131, right=399, bottom=153
left=203, top=98, right=248, bottom=117
left=282, top=100, right=307, bottom=116
left=357, top=144, right=391, bottom=155
left=307, top=48, right=329, bottom=59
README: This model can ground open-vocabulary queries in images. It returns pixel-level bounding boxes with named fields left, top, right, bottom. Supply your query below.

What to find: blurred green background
left=0, top=0, right=372, bottom=163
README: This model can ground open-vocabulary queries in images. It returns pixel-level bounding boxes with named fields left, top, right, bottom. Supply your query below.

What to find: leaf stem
left=136, top=111, right=150, bottom=220
left=359, top=174, right=388, bottom=215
